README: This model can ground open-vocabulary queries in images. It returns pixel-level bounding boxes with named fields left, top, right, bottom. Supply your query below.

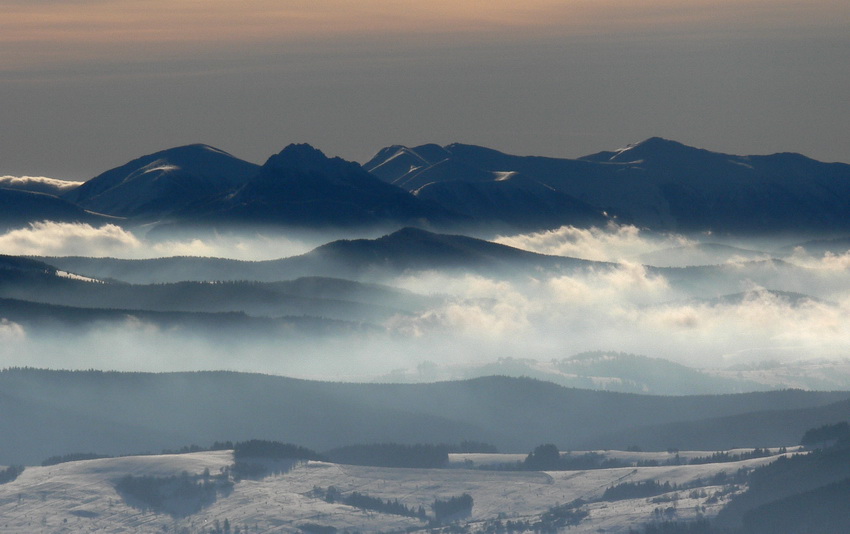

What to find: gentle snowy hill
left=0, top=448, right=801, bottom=533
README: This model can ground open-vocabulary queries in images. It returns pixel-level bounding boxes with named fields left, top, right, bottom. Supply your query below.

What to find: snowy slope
left=0, top=450, right=795, bottom=533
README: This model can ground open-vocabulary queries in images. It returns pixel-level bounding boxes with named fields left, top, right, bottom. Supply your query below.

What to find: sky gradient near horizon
left=1, top=0, right=848, bottom=179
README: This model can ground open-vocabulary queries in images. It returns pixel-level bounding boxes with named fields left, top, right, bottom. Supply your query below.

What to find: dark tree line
left=315, top=486, right=427, bottom=520
left=800, top=422, right=850, bottom=448
left=0, top=465, right=24, bottom=484
left=510, top=444, right=629, bottom=471
left=233, top=440, right=325, bottom=461
left=324, top=443, right=449, bottom=468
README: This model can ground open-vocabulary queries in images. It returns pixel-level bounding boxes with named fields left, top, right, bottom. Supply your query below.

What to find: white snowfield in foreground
left=0, top=449, right=796, bottom=533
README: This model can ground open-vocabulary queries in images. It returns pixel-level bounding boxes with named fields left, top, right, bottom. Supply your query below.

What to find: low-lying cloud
left=494, top=223, right=692, bottom=262
left=0, top=175, right=82, bottom=195
left=387, top=265, right=850, bottom=371
left=0, top=222, right=142, bottom=257
left=0, top=221, right=315, bottom=260
left=0, top=319, right=25, bottom=341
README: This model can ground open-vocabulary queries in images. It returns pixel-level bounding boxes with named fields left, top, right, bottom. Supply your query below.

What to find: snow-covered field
left=0, top=449, right=798, bottom=533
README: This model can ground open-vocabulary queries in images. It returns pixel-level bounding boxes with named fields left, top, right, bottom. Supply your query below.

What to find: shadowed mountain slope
left=172, top=143, right=460, bottom=230
left=63, top=144, right=259, bottom=219
left=0, top=189, right=116, bottom=230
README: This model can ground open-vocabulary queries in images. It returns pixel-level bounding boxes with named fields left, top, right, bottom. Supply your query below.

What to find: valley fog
left=2, top=221, right=850, bottom=388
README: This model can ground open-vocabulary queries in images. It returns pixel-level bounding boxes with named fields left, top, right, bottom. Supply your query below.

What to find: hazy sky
left=1, top=0, right=848, bottom=179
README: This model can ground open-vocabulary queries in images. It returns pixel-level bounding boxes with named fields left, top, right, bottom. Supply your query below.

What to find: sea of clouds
left=1, top=222, right=849, bottom=378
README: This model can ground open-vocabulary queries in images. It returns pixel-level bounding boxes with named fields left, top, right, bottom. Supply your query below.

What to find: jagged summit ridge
left=5, top=137, right=850, bottom=235
left=365, top=137, right=850, bottom=233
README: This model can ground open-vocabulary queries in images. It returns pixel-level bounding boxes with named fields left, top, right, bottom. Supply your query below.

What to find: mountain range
left=3, top=138, right=849, bottom=235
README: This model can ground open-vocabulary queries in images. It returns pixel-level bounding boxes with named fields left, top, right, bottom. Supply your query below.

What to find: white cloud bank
left=2, top=223, right=850, bottom=378
left=0, top=175, right=82, bottom=195
left=494, top=223, right=692, bottom=262
left=0, top=222, right=314, bottom=260
left=0, top=222, right=141, bottom=257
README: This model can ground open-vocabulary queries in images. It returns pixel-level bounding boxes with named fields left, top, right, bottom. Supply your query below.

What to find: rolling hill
left=0, top=369, right=847, bottom=465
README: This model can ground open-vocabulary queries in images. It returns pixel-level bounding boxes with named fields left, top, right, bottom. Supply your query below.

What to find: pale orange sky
left=1, top=0, right=848, bottom=178
left=2, top=0, right=846, bottom=50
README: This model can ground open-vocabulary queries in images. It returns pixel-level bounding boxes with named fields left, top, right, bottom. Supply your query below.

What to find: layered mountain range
left=4, top=138, right=850, bottom=235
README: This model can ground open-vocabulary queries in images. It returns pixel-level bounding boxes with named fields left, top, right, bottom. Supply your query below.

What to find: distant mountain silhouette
left=0, top=256, right=433, bottom=324
left=63, top=144, right=259, bottom=219
left=0, top=189, right=116, bottom=230
left=366, top=138, right=850, bottom=234
left=0, top=138, right=846, bottom=234
left=364, top=143, right=607, bottom=231
left=172, top=143, right=460, bottom=230
left=419, top=351, right=766, bottom=395
left=39, top=227, right=599, bottom=283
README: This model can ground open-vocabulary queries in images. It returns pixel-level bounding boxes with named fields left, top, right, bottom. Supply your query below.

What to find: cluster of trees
left=477, top=500, right=588, bottom=533
left=232, top=440, right=324, bottom=461
left=432, top=494, right=474, bottom=522
left=314, top=486, right=427, bottom=520
left=0, top=465, right=24, bottom=484
left=517, top=445, right=628, bottom=471
left=324, top=443, right=449, bottom=468
left=539, top=500, right=589, bottom=530
left=800, top=422, right=850, bottom=448
left=161, top=441, right=235, bottom=455
left=114, top=471, right=232, bottom=517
